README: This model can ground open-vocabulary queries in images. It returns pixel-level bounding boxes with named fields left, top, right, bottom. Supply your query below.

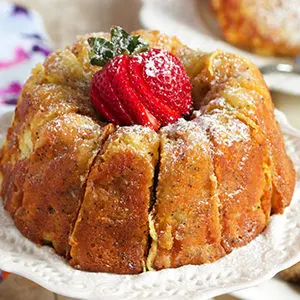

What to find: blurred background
left=14, top=0, right=142, bottom=49
left=0, top=0, right=299, bottom=299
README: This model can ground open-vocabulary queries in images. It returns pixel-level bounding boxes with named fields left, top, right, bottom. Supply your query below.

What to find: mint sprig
left=88, top=26, right=149, bottom=67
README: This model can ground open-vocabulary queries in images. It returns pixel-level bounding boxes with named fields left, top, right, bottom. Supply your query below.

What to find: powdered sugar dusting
left=195, top=112, right=251, bottom=147
left=161, top=118, right=206, bottom=140
left=144, top=58, right=156, bottom=77
left=239, top=151, right=250, bottom=170
left=142, top=49, right=178, bottom=80
left=115, top=124, right=157, bottom=138
left=44, top=113, right=100, bottom=140
left=109, top=124, right=159, bottom=148
left=225, top=187, right=245, bottom=199
left=161, top=118, right=210, bottom=158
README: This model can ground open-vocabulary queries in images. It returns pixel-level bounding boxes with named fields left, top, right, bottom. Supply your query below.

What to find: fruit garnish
left=89, top=26, right=192, bottom=130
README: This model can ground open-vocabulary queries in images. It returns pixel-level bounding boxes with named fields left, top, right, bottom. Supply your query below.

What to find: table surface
left=0, top=0, right=299, bottom=299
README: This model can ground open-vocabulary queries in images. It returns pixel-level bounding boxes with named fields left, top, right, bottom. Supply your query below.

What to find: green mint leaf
left=128, top=36, right=149, bottom=55
left=88, top=37, right=114, bottom=66
left=89, top=26, right=149, bottom=66
left=111, top=26, right=131, bottom=55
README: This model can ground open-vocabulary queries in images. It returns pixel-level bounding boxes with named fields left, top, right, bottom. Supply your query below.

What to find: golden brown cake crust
left=0, top=29, right=296, bottom=273
left=197, top=112, right=267, bottom=252
left=180, top=49, right=296, bottom=215
left=69, top=126, right=159, bottom=274
left=148, top=120, right=225, bottom=270
left=14, top=114, right=111, bottom=255
left=0, top=80, right=99, bottom=218
left=211, top=0, right=300, bottom=56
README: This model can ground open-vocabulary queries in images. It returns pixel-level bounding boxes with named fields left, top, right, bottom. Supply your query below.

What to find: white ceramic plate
left=0, top=107, right=300, bottom=300
left=140, top=0, right=300, bottom=96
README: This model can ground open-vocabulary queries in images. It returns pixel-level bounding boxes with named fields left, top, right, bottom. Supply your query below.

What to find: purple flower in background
left=0, top=47, right=30, bottom=69
left=0, top=44, right=51, bottom=71
left=11, top=4, right=29, bottom=16
left=32, top=44, right=52, bottom=56
left=0, top=82, right=22, bottom=105
left=0, top=2, right=52, bottom=110
left=3, top=98, right=19, bottom=105
left=23, top=33, right=43, bottom=40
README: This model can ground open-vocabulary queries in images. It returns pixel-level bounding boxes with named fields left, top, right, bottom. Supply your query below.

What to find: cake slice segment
left=0, top=80, right=99, bottom=217
left=147, top=120, right=225, bottom=270
left=13, top=114, right=112, bottom=256
left=195, top=111, right=268, bottom=253
left=69, top=126, right=159, bottom=274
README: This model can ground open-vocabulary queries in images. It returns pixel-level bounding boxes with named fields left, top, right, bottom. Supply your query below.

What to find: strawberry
left=89, top=26, right=192, bottom=130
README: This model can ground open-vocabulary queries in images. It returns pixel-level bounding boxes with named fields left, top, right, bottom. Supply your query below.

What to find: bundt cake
left=211, top=0, right=300, bottom=56
left=0, top=27, right=296, bottom=274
